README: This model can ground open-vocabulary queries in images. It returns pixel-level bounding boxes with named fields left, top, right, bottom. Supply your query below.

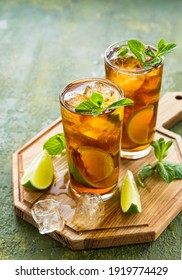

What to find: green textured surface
left=0, top=0, right=182, bottom=260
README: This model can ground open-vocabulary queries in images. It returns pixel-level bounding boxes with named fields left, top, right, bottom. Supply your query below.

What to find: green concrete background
left=0, top=0, right=181, bottom=260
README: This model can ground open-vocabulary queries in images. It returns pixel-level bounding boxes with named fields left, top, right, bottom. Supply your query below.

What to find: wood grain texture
left=12, top=92, right=182, bottom=250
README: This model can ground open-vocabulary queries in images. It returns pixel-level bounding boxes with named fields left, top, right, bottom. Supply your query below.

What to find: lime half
left=120, top=170, right=142, bottom=213
left=21, top=149, right=54, bottom=190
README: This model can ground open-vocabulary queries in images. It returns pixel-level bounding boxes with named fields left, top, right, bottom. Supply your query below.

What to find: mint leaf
left=156, top=161, right=175, bottom=183
left=90, top=92, right=104, bottom=108
left=157, top=43, right=178, bottom=57
left=150, top=139, right=161, bottom=160
left=143, top=57, right=162, bottom=69
left=75, top=92, right=104, bottom=115
left=92, top=108, right=105, bottom=116
left=117, top=47, right=128, bottom=56
left=108, top=98, right=133, bottom=110
left=151, top=138, right=173, bottom=161
left=75, top=100, right=96, bottom=113
left=157, top=38, right=166, bottom=52
left=137, top=164, right=155, bottom=188
left=160, top=139, right=173, bottom=160
left=128, top=39, right=146, bottom=63
left=43, top=133, right=65, bottom=155
left=164, top=162, right=182, bottom=179
left=146, top=48, right=156, bottom=58
left=157, top=138, right=173, bottom=161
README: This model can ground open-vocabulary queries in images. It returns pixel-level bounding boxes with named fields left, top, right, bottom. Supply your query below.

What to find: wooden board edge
left=47, top=229, right=155, bottom=250
left=13, top=198, right=155, bottom=250
left=50, top=229, right=155, bottom=250
left=156, top=126, right=182, bottom=148
left=149, top=189, right=182, bottom=241
left=156, top=91, right=182, bottom=145
left=12, top=151, right=19, bottom=205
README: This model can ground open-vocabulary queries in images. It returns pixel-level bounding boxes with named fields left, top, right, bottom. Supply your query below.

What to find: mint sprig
left=117, top=38, right=178, bottom=69
left=137, top=138, right=182, bottom=187
left=75, top=92, right=105, bottom=116
left=150, top=137, right=173, bottom=161
left=156, top=39, right=177, bottom=57
left=75, top=92, right=133, bottom=116
left=43, top=133, right=65, bottom=155
left=90, top=91, right=105, bottom=108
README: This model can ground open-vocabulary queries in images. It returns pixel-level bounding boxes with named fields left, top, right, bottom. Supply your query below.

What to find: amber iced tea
left=105, top=41, right=164, bottom=159
left=60, top=78, right=124, bottom=200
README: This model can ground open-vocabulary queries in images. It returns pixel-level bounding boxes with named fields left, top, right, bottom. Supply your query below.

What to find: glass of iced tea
left=59, top=78, right=124, bottom=200
left=105, top=40, right=164, bottom=159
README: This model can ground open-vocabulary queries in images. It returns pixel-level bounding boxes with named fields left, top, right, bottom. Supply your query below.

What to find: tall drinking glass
left=60, top=78, right=124, bottom=200
left=105, top=40, right=164, bottom=159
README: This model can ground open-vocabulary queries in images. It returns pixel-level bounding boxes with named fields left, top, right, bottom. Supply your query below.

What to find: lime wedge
left=120, top=170, right=142, bottom=213
left=21, top=149, right=54, bottom=190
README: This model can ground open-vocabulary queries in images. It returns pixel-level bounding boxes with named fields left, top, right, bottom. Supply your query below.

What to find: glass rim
left=104, top=40, right=164, bottom=75
left=59, top=77, right=125, bottom=115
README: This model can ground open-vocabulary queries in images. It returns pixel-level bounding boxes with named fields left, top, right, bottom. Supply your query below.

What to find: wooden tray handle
left=156, top=92, right=182, bottom=141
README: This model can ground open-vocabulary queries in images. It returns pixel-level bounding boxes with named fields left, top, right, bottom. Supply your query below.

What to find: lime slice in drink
left=66, top=150, right=90, bottom=187
left=127, top=106, right=154, bottom=145
left=21, top=149, right=54, bottom=190
left=67, top=147, right=114, bottom=188
left=78, top=147, right=114, bottom=183
left=120, top=170, right=142, bottom=213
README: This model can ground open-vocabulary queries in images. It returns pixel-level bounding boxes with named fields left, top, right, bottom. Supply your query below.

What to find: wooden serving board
left=12, top=92, right=182, bottom=250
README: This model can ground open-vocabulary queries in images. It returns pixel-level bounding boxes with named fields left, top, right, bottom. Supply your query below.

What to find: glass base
left=70, top=184, right=118, bottom=201
left=120, top=146, right=151, bottom=159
